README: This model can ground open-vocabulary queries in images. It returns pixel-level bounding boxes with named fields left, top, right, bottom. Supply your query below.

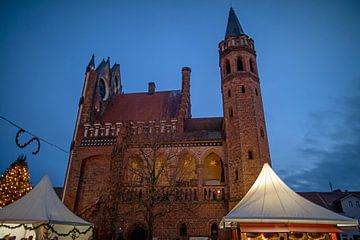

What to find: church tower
left=220, top=8, right=271, bottom=200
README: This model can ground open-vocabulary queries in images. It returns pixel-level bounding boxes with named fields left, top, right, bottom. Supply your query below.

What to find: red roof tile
left=185, top=117, right=223, bottom=132
left=102, top=90, right=181, bottom=122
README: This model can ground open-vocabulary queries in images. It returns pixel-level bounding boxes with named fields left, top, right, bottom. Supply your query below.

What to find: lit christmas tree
left=0, top=155, right=32, bottom=208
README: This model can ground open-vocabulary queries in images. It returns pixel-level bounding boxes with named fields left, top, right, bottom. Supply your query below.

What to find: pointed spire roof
left=225, top=7, right=245, bottom=38
left=222, top=163, right=358, bottom=227
left=86, top=54, right=95, bottom=72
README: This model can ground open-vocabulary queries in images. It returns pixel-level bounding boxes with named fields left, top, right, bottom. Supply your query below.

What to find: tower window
left=235, top=169, right=238, bottom=181
left=225, top=60, right=231, bottom=75
left=260, top=127, right=264, bottom=137
left=229, top=108, right=233, bottom=117
left=241, top=86, right=245, bottom=93
left=349, top=201, right=353, bottom=207
left=228, top=89, right=231, bottom=97
left=248, top=150, right=254, bottom=160
left=249, top=59, right=255, bottom=73
left=255, top=88, right=258, bottom=96
left=237, top=58, right=244, bottom=71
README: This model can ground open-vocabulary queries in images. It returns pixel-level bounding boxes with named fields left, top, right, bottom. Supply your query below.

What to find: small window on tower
left=225, top=60, right=231, bottom=75
left=229, top=108, right=233, bottom=117
left=237, top=58, right=244, bottom=71
left=255, top=88, right=258, bottom=96
left=248, top=150, right=254, bottom=160
left=228, top=89, right=231, bottom=97
left=249, top=59, right=255, bottom=73
left=235, top=169, right=238, bottom=181
left=260, top=127, right=264, bottom=137
left=241, top=86, right=245, bottom=93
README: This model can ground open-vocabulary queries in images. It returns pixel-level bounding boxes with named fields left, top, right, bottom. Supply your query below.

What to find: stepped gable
left=102, top=90, right=181, bottom=122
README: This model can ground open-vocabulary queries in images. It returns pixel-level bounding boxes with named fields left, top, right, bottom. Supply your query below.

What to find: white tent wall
left=0, top=224, right=36, bottom=239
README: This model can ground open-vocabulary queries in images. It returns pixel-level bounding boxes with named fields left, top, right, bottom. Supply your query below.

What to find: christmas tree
left=0, top=155, right=32, bottom=208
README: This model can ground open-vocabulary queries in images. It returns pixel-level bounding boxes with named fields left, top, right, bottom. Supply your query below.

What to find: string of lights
left=0, top=115, right=69, bottom=154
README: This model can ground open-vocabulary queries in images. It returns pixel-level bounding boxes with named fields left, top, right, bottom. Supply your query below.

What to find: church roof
left=102, top=90, right=181, bottom=122
left=185, top=117, right=223, bottom=132
left=225, top=7, right=245, bottom=38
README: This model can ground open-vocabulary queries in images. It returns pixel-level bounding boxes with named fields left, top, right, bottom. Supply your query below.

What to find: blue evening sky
left=0, top=0, right=359, bottom=191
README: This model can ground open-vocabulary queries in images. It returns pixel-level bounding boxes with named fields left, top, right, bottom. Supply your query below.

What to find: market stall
left=221, top=163, right=358, bottom=239
left=0, top=175, right=93, bottom=239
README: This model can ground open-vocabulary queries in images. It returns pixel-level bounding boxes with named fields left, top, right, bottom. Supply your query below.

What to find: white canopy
left=222, top=163, right=358, bottom=227
left=0, top=175, right=92, bottom=239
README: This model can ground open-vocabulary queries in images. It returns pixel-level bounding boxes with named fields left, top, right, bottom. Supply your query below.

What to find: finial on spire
left=86, top=54, right=95, bottom=72
left=225, top=7, right=245, bottom=38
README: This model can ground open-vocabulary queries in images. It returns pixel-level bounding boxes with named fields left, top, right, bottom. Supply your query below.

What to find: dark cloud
left=282, top=80, right=360, bottom=192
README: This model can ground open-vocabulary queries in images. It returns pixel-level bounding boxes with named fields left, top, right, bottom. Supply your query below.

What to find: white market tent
left=0, top=175, right=93, bottom=239
left=221, top=163, right=358, bottom=233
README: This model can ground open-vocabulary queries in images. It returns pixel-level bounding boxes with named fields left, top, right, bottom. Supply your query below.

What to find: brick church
left=63, top=8, right=271, bottom=240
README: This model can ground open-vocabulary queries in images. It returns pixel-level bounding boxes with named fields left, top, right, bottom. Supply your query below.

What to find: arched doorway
left=210, top=223, right=218, bottom=240
left=129, top=224, right=147, bottom=240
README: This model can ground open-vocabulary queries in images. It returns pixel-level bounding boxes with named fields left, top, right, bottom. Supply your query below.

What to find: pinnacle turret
left=225, top=7, right=245, bottom=38
left=86, top=54, right=95, bottom=72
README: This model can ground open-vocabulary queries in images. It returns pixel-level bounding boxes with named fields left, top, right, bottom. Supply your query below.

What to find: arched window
left=249, top=59, right=255, bottom=73
left=260, top=127, right=264, bottom=137
left=180, top=223, right=187, bottom=236
left=255, top=88, right=258, bottom=96
left=225, top=60, right=231, bottom=75
left=237, top=58, right=244, bottom=71
left=203, top=153, right=224, bottom=185
left=248, top=150, right=254, bottom=160
left=241, top=86, right=245, bottom=93
left=204, top=189, right=207, bottom=200
left=211, top=223, right=218, bottom=240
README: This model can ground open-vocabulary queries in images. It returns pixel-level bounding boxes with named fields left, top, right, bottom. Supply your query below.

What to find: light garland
left=0, top=223, right=93, bottom=239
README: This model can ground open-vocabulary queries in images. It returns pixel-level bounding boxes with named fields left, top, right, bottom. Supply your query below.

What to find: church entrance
left=129, top=224, right=147, bottom=240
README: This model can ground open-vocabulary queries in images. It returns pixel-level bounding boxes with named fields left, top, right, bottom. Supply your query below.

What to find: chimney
left=148, top=82, right=155, bottom=95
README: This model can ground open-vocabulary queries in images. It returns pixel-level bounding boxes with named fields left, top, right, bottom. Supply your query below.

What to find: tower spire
left=225, top=7, right=245, bottom=38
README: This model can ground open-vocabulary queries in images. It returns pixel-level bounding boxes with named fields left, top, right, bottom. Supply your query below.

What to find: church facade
left=63, top=8, right=271, bottom=240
